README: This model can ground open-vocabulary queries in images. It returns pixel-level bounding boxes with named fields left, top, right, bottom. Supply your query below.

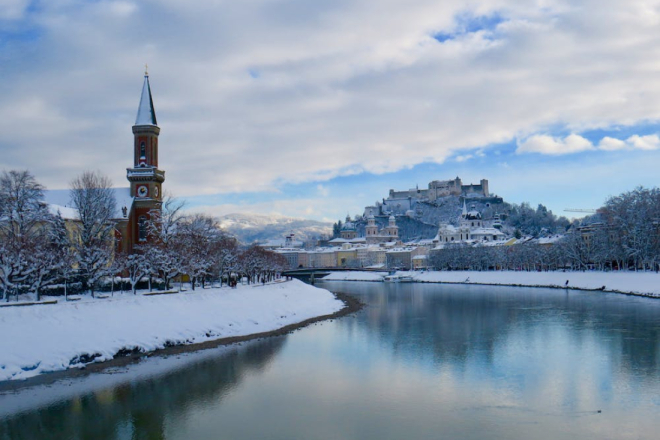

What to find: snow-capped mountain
left=218, top=213, right=333, bottom=244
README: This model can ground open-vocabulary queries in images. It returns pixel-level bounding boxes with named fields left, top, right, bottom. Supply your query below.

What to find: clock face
left=137, top=185, right=148, bottom=198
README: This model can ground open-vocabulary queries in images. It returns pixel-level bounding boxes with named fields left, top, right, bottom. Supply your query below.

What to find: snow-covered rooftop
left=135, top=74, right=157, bottom=126
left=43, top=188, right=133, bottom=220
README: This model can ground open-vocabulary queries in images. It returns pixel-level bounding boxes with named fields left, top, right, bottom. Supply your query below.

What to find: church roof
left=135, top=73, right=158, bottom=126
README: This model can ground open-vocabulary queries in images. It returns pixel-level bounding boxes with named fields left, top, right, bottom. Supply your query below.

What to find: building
left=364, top=214, right=400, bottom=245
left=42, top=71, right=164, bottom=255
left=435, top=202, right=506, bottom=244
left=340, top=215, right=358, bottom=240
left=363, top=176, right=493, bottom=217
left=111, top=70, right=165, bottom=253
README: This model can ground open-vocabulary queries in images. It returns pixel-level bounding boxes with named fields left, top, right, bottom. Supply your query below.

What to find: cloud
left=516, top=134, right=594, bottom=155
left=597, top=136, right=627, bottom=151
left=627, top=134, right=660, bottom=150
left=598, top=134, right=660, bottom=151
left=1, top=0, right=660, bottom=214
left=316, top=184, right=330, bottom=197
left=0, top=0, right=30, bottom=20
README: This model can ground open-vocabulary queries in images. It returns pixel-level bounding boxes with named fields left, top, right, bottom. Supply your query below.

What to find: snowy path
left=0, top=280, right=343, bottom=382
left=323, top=270, right=660, bottom=297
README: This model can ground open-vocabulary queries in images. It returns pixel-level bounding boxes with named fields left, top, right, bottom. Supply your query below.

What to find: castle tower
left=126, top=69, right=165, bottom=249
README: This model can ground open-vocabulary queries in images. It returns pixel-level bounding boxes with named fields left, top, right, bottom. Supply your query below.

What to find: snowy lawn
left=322, top=270, right=660, bottom=297
left=0, top=279, right=343, bottom=382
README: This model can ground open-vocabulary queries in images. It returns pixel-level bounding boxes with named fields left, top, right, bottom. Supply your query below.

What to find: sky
left=1, top=0, right=660, bottom=222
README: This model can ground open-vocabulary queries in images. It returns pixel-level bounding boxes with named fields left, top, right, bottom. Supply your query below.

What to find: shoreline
left=0, top=291, right=363, bottom=392
left=414, top=280, right=659, bottom=298
left=321, top=270, right=660, bottom=299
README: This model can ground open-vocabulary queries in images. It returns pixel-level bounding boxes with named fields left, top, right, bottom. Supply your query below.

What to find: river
left=1, top=282, right=659, bottom=439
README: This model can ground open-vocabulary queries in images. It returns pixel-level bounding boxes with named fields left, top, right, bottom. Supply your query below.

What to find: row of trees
left=0, top=169, right=288, bottom=301
left=429, top=187, right=660, bottom=272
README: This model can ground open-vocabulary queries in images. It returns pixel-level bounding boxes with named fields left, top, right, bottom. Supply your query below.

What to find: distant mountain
left=217, top=213, right=333, bottom=244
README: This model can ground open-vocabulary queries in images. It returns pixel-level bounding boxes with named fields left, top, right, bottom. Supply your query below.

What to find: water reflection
left=0, top=338, right=285, bottom=440
left=330, top=282, right=660, bottom=379
left=1, top=283, right=660, bottom=440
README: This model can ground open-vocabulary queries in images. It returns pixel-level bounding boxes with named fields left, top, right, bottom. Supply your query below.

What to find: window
left=138, top=216, right=147, bottom=241
left=140, top=142, right=146, bottom=159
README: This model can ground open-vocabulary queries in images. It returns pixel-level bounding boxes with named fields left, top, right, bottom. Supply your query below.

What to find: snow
left=323, top=271, right=388, bottom=282
left=322, top=270, right=660, bottom=296
left=0, top=279, right=343, bottom=382
left=47, top=203, right=78, bottom=220
left=43, top=188, right=133, bottom=219
left=135, top=75, right=157, bottom=125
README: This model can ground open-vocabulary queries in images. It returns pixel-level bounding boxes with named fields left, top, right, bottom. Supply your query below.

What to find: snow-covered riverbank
left=322, top=270, right=660, bottom=297
left=0, top=280, right=344, bottom=382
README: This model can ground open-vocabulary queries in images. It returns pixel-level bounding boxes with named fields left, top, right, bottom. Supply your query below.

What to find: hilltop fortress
left=364, top=177, right=501, bottom=218
left=391, top=177, right=488, bottom=200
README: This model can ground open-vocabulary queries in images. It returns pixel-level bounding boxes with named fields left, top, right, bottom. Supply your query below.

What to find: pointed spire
left=135, top=70, right=157, bottom=126
left=462, top=200, right=468, bottom=217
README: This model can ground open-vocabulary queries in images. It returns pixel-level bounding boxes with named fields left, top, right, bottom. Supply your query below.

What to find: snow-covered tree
left=143, top=194, right=186, bottom=290
left=178, top=213, right=222, bottom=290
left=115, top=252, right=150, bottom=295
left=69, top=171, right=117, bottom=297
left=601, top=187, right=660, bottom=270
left=210, top=233, right=238, bottom=287
left=0, top=170, right=53, bottom=301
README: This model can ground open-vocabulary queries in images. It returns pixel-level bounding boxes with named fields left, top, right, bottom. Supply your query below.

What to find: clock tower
left=126, top=68, right=165, bottom=249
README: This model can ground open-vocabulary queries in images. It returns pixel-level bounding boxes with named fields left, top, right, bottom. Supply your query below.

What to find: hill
left=218, top=213, right=332, bottom=244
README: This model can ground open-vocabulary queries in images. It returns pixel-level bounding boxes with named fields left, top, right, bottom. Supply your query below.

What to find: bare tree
left=0, top=170, right=53, bottom=301
left=70, top=171, right=117, bottom=297
left=143, top=194, right=186, bottom=290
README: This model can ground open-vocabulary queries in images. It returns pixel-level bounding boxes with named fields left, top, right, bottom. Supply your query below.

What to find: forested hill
left=334, top=195, right=572, bottom=242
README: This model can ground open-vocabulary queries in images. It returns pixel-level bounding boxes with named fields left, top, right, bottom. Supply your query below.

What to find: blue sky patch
left=433, top=11, right=506, bottom=42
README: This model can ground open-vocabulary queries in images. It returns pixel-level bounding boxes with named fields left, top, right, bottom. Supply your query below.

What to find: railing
left=126, top=168, right=165, bottom=179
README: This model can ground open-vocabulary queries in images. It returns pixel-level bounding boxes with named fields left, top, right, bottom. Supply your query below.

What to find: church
left=115, top=70, right=165, bottom=253
left=42, top=70, right=166, bottom=254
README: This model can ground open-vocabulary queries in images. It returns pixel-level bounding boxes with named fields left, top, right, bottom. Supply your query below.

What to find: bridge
left=282, top=267, right=386, bottom=284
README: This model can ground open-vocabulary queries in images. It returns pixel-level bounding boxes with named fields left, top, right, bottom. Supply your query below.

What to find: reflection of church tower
left=126, top=69, right=165, bottom=250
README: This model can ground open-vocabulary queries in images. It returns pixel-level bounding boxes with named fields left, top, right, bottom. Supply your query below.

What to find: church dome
left=465, top=205, right=482, bottom=220
left=342, top=221, right=356, bottom=231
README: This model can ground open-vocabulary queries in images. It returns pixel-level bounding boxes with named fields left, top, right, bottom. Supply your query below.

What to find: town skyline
left=1, top=1, right=660, bottom=221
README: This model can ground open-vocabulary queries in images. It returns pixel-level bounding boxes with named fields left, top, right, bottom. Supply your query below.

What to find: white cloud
left=0, top=0, right=30, bottom=20
left=316, top=184, right=330, bottom=197
left=516, top=134, right=594, bottom=155
left=597, top=136, right=627, bottom=151
left=1, top=0, right=660, bottom=206
left=627, top=134, right=660, bottom=150
left=597, top=134, right=660, bottom=151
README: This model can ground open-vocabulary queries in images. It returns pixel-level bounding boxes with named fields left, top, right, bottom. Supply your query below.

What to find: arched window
left=138, top=216, right=147, bottom=241
left=140, top=142, right=146, bottom=159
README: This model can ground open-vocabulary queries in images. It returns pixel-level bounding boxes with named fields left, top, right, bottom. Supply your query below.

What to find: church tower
left=126, top=69, right=165, bottom=249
